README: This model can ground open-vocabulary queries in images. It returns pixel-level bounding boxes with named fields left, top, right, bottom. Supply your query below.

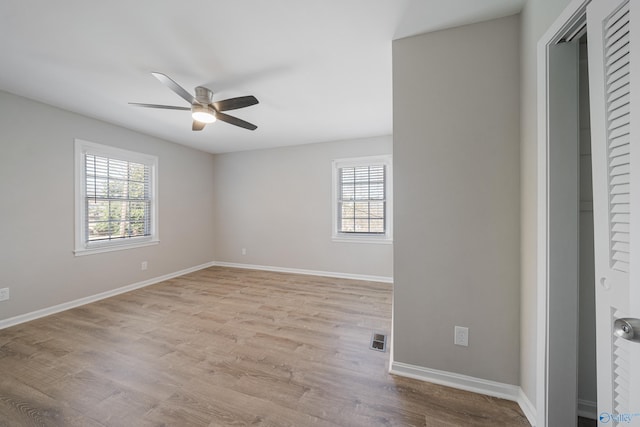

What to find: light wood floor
left=0, top=267, right=529, bottom=426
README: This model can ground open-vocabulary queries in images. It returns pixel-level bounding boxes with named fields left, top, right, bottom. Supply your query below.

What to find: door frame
left=536, top=0, right=590, bottom=425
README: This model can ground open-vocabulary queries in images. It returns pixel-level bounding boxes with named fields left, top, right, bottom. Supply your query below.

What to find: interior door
left=587, top=0, right=640, bottom=424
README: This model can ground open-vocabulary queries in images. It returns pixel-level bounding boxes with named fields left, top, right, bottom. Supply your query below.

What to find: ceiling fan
left=130, top=72, right=259, bottom=131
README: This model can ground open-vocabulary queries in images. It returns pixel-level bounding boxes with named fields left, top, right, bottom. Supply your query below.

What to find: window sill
left=332, top=235, right=393, bottom=245
left=74, top=239, right=159, bottom=256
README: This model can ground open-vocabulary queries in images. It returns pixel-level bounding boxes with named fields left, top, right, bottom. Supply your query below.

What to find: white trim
left=73, top=239, right=159, bottom=256
left=390, top=361, right=520, bottom=401
left=331, top=154, right=393, bottom=243
left=390, top=361, right=535, bottom=425
left=74, top=139, right=159, bottom=256
left=536, top=27, right=550, bottom=427
left=577, top=399, right=597, bottom=420
left=331, top=234, right=394, bottom=244
left=1, top=261, right=391, bottom=330
left=518, top=388, right=538, bottom=427
left=212, top=261, right=394, bottom=284
left=331, top=236, right=393, bottom=245
left=536, top=2, right=591, bottom=426
left=0, top=262, right=215, bottom=330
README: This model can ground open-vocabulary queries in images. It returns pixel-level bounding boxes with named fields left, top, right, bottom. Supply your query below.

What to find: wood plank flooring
left=0, top=267, right=529, bottom=426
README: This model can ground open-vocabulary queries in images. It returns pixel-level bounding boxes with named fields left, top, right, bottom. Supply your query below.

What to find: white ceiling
left=0, top=0, right=525, bottom=153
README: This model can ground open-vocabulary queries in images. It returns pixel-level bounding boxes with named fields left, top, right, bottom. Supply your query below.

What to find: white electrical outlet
left=141, top=261, right=148, bottom=271
left=454, top=326, right=469, bottom=347
left=241, top=248, right=247, bottom=255
left=0, top=287, right=9, bottom=302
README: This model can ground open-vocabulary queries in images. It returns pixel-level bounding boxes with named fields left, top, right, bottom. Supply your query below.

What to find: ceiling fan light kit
left=129, top=72, right=259, bottom=131
left=192, top=104, right=216, bottom=123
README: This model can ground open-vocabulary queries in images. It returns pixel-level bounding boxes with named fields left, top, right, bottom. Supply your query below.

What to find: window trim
left=74, top=139, right=159, bottom=256
left=331, top=155, right=393, bottom=244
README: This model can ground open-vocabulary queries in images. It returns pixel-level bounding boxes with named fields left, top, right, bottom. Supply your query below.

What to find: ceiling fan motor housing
left=194, top=86, right=213, bottom=105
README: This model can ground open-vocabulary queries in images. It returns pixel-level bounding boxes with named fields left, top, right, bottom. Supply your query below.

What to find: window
left=74, top=139, right=158, bottom=255
left=332, top=155, right=392, bottom=243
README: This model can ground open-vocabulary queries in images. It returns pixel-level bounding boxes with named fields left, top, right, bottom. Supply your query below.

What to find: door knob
left=613, top=318, right=640, bottom=342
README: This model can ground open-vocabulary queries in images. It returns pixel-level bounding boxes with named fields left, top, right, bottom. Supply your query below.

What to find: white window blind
left=85, top=154, right=151, bottom=242
left=337, top=164, right=386, bottom=234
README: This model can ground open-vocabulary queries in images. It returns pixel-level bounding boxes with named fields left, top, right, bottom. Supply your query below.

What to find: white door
left=588, top=0, right=640, bottom=424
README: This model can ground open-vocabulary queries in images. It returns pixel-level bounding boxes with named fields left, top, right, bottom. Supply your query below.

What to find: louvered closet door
left=587, top=0, right=640, bottom=423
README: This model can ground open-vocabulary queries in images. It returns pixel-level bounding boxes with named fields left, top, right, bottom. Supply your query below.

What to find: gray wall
left=519, top=0, right=573, bottom=406
left=0, top=90, right=216, bottom=321
left=392, top=15, right=520, bottom=384
left=211, top=136, right=393, bottom=279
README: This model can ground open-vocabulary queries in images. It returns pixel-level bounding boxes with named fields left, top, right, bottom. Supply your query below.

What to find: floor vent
left=370, top=332, right=387, bottom=352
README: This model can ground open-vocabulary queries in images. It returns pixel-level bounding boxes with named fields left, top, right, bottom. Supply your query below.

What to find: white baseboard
left=577, top=399, right=597, bottom=420
left=1, top=261, right=391, bottom=330
left=390, top=361, right=521, bottom=400
left=390, top=361, right=537, bottom=426
left=0, top=261, right=216, bottom=330
left=518, top=388, right=537, bottom=426
left=2, top=261, right=540, bottom=425
left=212, top=261, right=394, bottom=284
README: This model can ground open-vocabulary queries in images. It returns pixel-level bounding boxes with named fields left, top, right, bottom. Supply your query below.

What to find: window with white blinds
left=75, top=140, right=158, bottom=255
left=332, top=156, right=392, bottom=242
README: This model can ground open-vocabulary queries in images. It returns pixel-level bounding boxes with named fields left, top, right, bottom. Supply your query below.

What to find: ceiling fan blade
left=213, top=95, right=259, bottom=112
left=192, top=120, right=206, bottom=131
left=151, top=72, right=196, bottom=105
left=129, top=102, right=190, bottom=110
left=216, top=112, right=258, bottom=131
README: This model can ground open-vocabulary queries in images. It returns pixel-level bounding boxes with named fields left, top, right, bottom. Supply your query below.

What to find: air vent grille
left=370, top=332, right=387, bottom=352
